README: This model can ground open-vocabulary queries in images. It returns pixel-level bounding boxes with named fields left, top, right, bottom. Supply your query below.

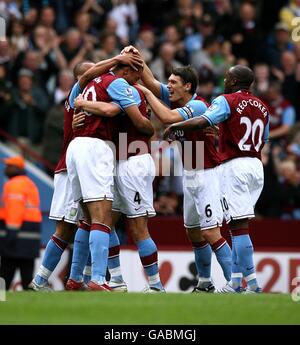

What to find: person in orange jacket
left=0, top=156, right=42, bottom=290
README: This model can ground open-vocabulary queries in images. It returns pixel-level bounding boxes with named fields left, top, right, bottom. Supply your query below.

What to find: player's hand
left=72, top=112, right=86, bottom=129
left=135, top=83, right=150, bottom=96
left=203, top=125, right=219, bottom=137
left=163, top=125, right=176, bottom=141
left=74, top=94, right=84, bottom=109
left=115, top=53, right=143, bottom=71
left=121, top=45, right=141, bottom=55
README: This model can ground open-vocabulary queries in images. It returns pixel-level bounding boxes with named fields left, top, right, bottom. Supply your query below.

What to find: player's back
left=55, top=95, right=75, bottom=173
left=220, top=90, right=269, bottom=162
left=113, top=86, right=151, bottom=160
left=73, top=73, right=117, bottom=141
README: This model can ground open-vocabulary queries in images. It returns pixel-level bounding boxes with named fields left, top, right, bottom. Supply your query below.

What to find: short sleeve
left=69, top=81, right=81, bottom=108
left=201, top=95, right=231, bottom=125
left=176, top=100, right=208, bottom=120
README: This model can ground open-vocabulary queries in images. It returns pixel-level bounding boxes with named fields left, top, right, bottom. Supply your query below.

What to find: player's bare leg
left=128, top=216, right=165, bottom=292
left=229, top=219, right=261, bottom=293
left=86, top=200, right=112, bottom=291
left=186, top=227, right=214, bottom=292
left=30, top=221, right=75, bottom=290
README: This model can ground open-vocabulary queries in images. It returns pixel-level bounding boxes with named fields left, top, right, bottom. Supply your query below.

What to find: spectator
left=274, top=50, right=300, bottom=118
left=135, top=26, right=156, bottom=63
left=54, top=69, right=74, bottom=104
left=263, top=81, right=296, bottom=143
left=9, top=20, right=29, bottom=59
left=213, top=0, right=234, bottom=40
left=230, top=1, right=263, bottom=66
left=39, top=6, right=56, bottom=32
left=60, top=28, right=92, bottom=70
left=0, top=64, right=13, bottom=135
left=10, top=68, right=49, bottom=145
left=150, top=42, right=182, bottom=83
left=266, top=22, right=293, bottom=69
left=253, top=63, right=270, bottom=97
left=74, top=11, right=98, bottom=46
left=92, top=32, right=119, bottom=62
left=162, top=25, right=189, bottom=65
left=0, top=156, right=42, bottom=290
left=280, top=0, right=300, bottom=31
left=109, top=0, right=139, bottom=45
left=191, top=35, right=226, bottom=82
left=42, top=100, right=64, bottom=175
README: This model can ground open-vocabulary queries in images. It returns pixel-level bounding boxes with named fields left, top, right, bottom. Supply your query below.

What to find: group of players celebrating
left=29, top=45, right=269, bottom=294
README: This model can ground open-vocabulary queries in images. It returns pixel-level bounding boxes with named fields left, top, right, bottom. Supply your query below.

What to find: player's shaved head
left=224, top=65, right=254, bottom=93
left=229, top=65, right=254, bottom=86
left=73, top=61, right=94, bottom=79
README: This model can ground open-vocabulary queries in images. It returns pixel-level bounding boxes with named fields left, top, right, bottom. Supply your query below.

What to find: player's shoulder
left=185, top=98, right=208, bottom=114
left=187, top=98, right=207, bottom=108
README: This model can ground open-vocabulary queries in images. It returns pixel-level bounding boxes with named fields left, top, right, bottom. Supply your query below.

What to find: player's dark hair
left=172, top=66, right=198, bottom=94
left=230, top=65, right=254, bottom=90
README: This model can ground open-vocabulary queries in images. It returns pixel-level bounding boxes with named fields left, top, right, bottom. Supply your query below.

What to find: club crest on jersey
left=125, top=87, right=133, bottom=98
left=94, top=76, right=102, bottom=83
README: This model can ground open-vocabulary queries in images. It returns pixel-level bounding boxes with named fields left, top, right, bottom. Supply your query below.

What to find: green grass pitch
left=0, top=292, right=299, bottom=325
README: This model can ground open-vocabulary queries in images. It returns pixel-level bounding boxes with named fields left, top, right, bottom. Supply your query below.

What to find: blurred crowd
left=0, top=0, right=300, bottom=218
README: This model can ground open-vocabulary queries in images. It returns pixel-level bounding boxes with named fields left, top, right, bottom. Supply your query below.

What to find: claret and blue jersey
left=159, top=83, right=220, bottom=170
left=200, top=91, right=270, bottom=162
left=106, top=77, right=142, bottom=110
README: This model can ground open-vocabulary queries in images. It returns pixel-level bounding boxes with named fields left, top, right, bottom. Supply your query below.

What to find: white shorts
left=66, top=137, right=114, bottom=203
left=112, top=154, right=156, bottom=218
left=183, top=167, right=223, bottom=230
left=49, top=172, right=82, bottom=224
left=219, top=157, right=264, bottom=222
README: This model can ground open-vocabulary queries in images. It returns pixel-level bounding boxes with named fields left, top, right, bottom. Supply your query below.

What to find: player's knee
left=201, top=228, right=221, bottom=244
left=55, top=221, right=75, bottom=242
left=130, top=224, right=149, bottom=243
left=186, top=227, right=204, bottom=243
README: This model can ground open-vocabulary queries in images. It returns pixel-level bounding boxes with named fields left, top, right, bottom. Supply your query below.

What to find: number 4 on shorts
left=134, top=192, right=141, bottom=204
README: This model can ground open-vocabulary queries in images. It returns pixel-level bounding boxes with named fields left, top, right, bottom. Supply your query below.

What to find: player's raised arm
left=141, top=62, right=162, bottom=98
left=79, top=53, right=143, bottom=90
left=137, top=84, right=191, bottom=125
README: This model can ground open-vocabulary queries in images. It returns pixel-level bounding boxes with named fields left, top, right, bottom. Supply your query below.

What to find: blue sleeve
left=177, top=100, right=208, bottom=120
left=160, top=83, right=171, bottom=106
left=264, top=118, right=269, bottom=142
left=107, top=78, right=139, bottom=109
left=201, top=95, right=231, bottom=125
left=282, top=106, right=296, bottom=126
left=69, top=81, right=81, bottom=108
